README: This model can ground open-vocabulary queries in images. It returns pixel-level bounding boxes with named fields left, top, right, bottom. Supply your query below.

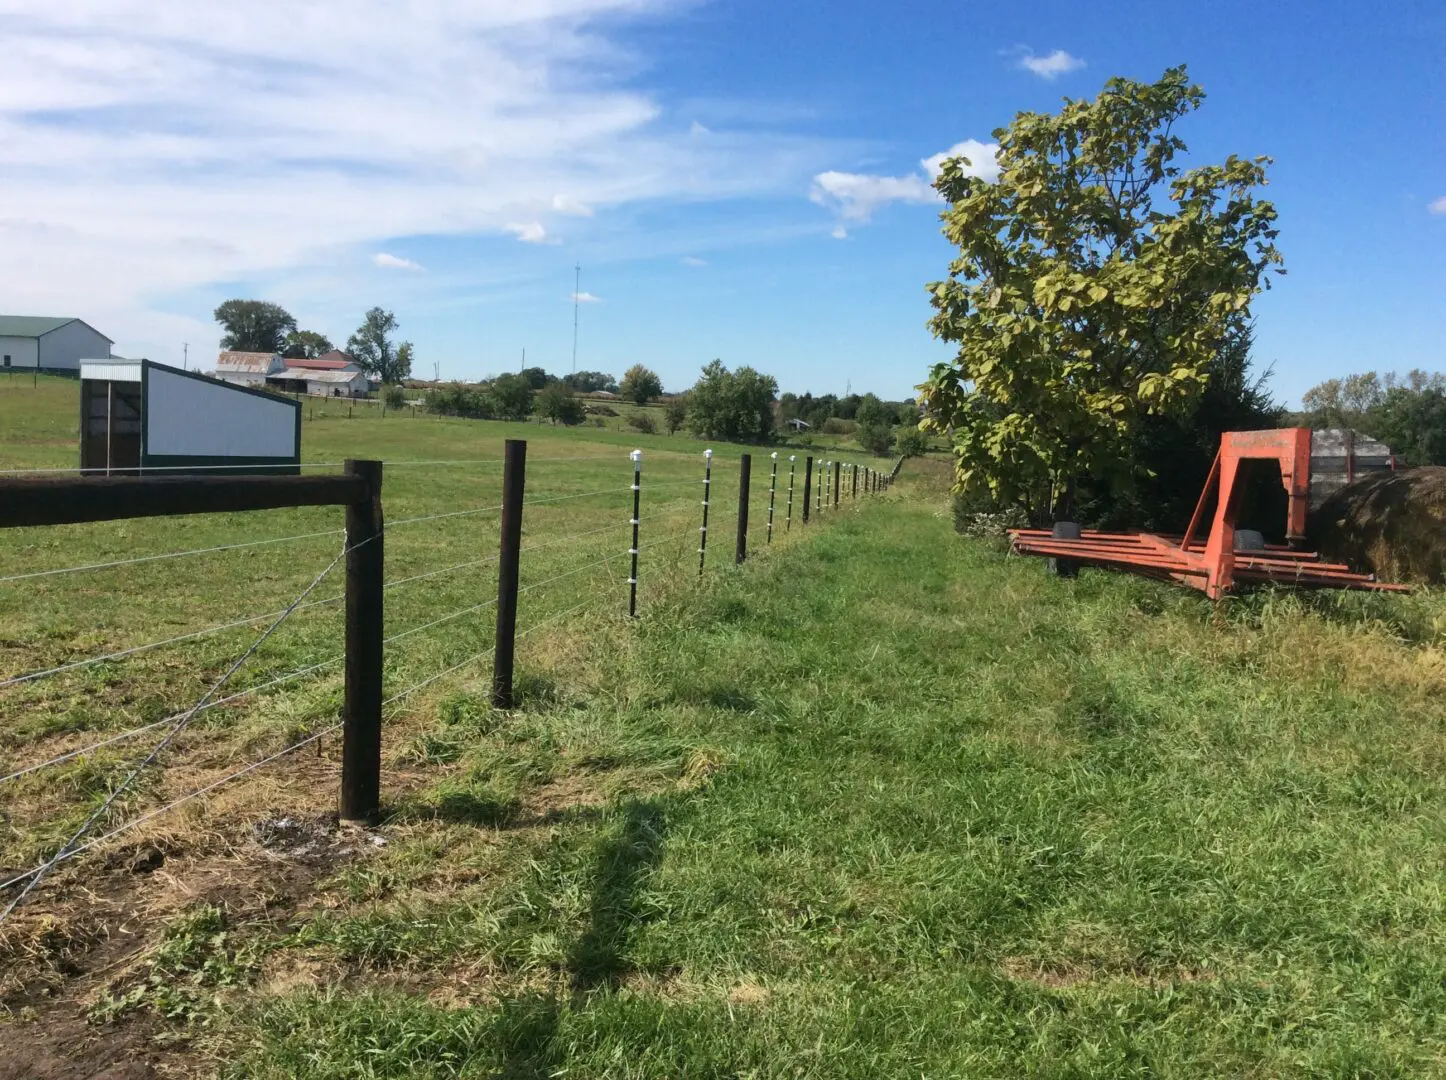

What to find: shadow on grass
left=569, top=797, right=669, bottom=990
left=490, top=797, right=671, bottom=1073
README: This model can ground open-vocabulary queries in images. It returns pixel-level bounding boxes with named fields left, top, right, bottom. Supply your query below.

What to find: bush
left=822, top=417, right=856, bottom=435
left=856, top=422, right=895, bottom=455
left=537, top=381, right=586, bottom=426
left=686, top=360, right=777, bottom=443
left=627, top=412, right=657, bottom=434
left=952, top=490, right=1028, bottom=539
left=381, top=384, right=406, bottom=409
left=665, top=397, right=688, bottom=434
left=425, top=383, right=494, bottom=419
left=895, top=426, right=928, bottom=458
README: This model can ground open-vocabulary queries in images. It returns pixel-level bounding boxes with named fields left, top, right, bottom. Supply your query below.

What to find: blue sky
left=2, top=0, right=1443, bottom=404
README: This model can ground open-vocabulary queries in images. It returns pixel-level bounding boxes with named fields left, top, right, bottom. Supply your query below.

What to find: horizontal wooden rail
left=0, top=473, right=369, bottom=529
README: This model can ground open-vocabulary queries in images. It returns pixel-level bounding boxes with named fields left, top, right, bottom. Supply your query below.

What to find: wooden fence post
left=833, top=460, right=841, bottom=508
left=492, top=439, right=527, bottom=709
left=735, top=453, right=751, bottom=564
left=802, top=456, right=813, bottom=524
left=341, top=459, right=384, bottom=825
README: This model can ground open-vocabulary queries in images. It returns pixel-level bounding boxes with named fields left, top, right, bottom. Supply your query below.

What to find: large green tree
left=620, top=364, right=663, bottom=405
left=347, top=308, right=412, bottom=383
left=686, top=360, right=777, bottom=442
left=282, top=329, right=333, bottom=359
left=920, top=67, right=1283, bottom=518
left=214, top=300, right=296, bottom=353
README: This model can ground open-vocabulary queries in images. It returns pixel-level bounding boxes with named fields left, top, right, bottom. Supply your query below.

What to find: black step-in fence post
left=766, top=452, right=778, bottom=544
left=698, top=448, right=713, bottom=576
left=852, top=464, right=858, bottom=500
left=802, top=456, right=813, bottom=524
left=628, top=449, right=642, bottom=617
left=785, top=454, right=797, bottom=532
left=833, top=459, right=841, bottom=508
left=491, top=438, right=526, bottom=709
left=341, top=459, right=384, bottom=825
left=735, top=453, right=751, bottom=564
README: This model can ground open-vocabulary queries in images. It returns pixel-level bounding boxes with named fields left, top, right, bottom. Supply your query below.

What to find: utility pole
left=571, top=264, right=580, bottom=373
left=521, top=346, right=525, bottom=373
left=182, top=342, right=188, bottom=370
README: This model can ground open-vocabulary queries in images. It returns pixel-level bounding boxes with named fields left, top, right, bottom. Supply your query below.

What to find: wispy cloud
left=571, top=291, right=602, bottom=303
left=0, top=1, right=846, bottom=355
left=505, top=222, right=560, bottom=245
left=551, top=195, right=593, bottom=217
left=373, top=252, right=424, bottom=271
left=1430, top=196, right=1446, bottom=215
left=1015, top=48, right=1085, bottom=80
left=681, top=256, right=707, bottom=266
left=810, top=139, right=999, bottom=232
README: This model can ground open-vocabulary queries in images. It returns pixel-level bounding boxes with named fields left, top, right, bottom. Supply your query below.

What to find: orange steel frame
left=1007, top=428, right=1406, bottom=598
left=1182, top=427, right=1312, bottom=598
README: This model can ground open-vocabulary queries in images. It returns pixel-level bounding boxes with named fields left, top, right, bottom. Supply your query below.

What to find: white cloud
left=372, top=252, right=424, bottom=271
left=681, top=256, right=707, bottom=266
left=0, top=1, right=846, bottom=357
left=1017, top=48, right=1085, bottom=80
left=571, top=291, right=602, bottom=303
left=505, top=222, right=559, bottom=245
left=922, top=139, right=1001, bottom=184
left=551, top=194, right=593, bottom=217
left=810, top=140, right=999, bottom=228
left=1430, top=196, right=1446, bottom=215
left=831, top=225, right=848, bottom=240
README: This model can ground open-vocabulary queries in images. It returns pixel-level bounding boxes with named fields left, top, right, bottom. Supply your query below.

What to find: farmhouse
left=0, top=316, right=113, bottom=373
left=214, top=351, right=284, bottom=387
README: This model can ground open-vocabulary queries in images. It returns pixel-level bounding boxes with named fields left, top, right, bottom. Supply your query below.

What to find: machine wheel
left=1046, top=521, right=1082, bottom=578
left=1234, top=529, right=1265, bottom=552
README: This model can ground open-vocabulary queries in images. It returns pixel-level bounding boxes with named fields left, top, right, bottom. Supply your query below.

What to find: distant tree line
left=1291, top=370, right=1446, bottom=467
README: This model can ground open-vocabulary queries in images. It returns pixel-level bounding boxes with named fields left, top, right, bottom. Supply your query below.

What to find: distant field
left=2, top=373, right=1443, bottom=1077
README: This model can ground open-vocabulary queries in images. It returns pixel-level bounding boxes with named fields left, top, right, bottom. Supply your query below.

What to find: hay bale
left=1309, top=467, right=1446, bottom=584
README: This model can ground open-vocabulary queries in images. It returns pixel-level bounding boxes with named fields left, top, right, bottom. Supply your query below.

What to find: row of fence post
left=320, top=441, right=899, bottom=824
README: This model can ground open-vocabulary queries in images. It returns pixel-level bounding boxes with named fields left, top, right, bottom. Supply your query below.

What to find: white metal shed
left=79, top=360, right=301, bottom=474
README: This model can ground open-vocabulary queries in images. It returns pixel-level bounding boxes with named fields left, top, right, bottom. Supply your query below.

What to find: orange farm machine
left=1008, top=428, right=1407, bottom=599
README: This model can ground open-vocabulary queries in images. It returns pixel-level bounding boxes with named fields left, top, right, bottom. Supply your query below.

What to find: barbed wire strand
left=0, top=653, right=345, bottom=786
left=0, top=527, right=345, bottom=586
left=0, top=539, right=349, bottom=923
left=0, top=724, right=341, bottom=897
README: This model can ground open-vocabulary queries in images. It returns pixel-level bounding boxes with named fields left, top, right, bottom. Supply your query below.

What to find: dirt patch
left=0, top=807, right=389, bottom=1078
left=1310, top=466, right=1446, bottom=584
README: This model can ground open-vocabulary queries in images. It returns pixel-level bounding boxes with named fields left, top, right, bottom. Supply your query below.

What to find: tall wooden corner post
left=341, top=459, right=384, bottom=825
left=492, top=439, right=527, bottom=709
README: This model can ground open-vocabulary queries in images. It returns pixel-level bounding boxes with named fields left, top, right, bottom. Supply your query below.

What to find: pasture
left=1, top=374, right=1443, bottom=1077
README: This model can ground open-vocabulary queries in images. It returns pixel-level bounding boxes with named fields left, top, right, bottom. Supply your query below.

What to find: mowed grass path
left=232, top=489, right=1445, bottom=1077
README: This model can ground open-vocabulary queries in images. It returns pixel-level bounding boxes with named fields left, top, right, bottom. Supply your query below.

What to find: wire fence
left=0, top=445, right=893, bottom=923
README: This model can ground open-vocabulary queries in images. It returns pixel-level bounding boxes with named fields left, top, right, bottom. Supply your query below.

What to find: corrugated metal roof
left=273, top=368, right=366, bottom=384
left=216, top=351, right=280, bottom=372
left=0, top=315, right=80, bottom=337
left=286, top=357, right=358, bottom=371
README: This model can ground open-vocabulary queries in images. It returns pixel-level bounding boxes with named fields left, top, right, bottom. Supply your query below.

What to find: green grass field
left=1, top=374, right=1444, bottom=1077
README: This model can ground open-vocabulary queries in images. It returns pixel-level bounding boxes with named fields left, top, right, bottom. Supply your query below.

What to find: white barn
left=0, top=316, right=113, bottom=373
left=214, top=350, right=284, bottom=387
